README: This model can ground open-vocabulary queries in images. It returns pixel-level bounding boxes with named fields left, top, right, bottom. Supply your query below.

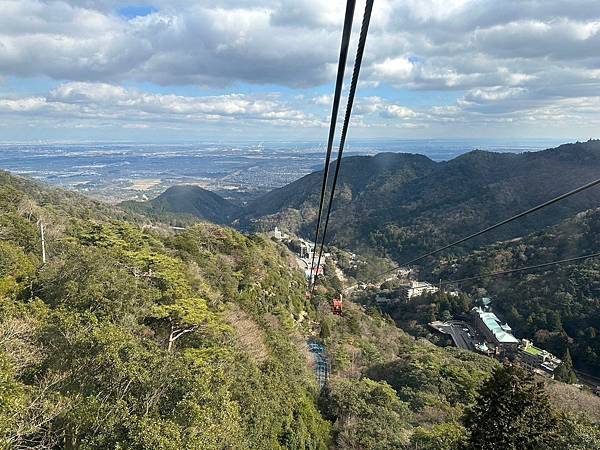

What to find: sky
left=1, top=0, right=600, bottom=142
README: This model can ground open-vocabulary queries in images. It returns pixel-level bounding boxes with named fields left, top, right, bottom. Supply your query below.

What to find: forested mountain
left=427, top=208, right=600, bottom=376
left=0, top=171, right=137, bottom=224
left=2, top=170, right=599, bottom=448
left=0, top=173, right=330, bottom=448
left=239, top=140, right=600, bottom=260
left=121, top=185, right=241, bottom=226
left=234, top=152, right=437, bottom=233
left=135, top=141, right=600, bottom=264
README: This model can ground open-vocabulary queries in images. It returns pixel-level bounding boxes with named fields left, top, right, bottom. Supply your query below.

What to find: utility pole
left=39, top=220, right=46, bottom=264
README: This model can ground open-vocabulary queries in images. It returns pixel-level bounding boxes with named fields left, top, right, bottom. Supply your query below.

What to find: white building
left=268, top=226, right=289, bottom=241
left=518, top=339, right=562, bottom=378
left=400, top=281, right=439, bottom=300
left=471, top=306, right=519, bottom=351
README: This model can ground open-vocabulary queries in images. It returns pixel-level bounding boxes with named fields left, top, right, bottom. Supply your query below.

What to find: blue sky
left=1, top=0, right=600, bottom=142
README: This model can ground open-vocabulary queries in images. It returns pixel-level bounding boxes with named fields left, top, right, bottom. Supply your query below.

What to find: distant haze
left=0, top=138, right=569, bottom=202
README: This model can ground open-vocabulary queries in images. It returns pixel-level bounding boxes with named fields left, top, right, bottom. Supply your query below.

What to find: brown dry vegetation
left=544, top=379, right=600, bottom=423
left=226, top=306, right=269, bottom=363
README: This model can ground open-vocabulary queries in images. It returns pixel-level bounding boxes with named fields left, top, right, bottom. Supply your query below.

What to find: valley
left=117, top=140, right=600, bottom=379
left=5, top=1, right=600, bottom=447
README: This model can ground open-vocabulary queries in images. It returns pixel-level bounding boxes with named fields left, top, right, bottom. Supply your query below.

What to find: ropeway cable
left=349, top=176, right=600, bottom=288
left=310, top=0, right=357, bottom=286
left=438, top=252, right=600, bottom=287
left=312, top=0, right=375, bottom=295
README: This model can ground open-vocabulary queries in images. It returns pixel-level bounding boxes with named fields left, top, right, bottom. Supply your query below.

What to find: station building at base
left=470, top=306, right=520, bottom=352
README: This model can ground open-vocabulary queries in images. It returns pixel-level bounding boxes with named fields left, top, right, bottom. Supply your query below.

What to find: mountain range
left=123, top=140, right=600, bottom=262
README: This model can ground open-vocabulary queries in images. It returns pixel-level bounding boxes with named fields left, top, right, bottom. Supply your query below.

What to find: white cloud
left=1, top=0, right=600, bottom=98
left=312, top=94, right=334, bottom=106
left=122, top=123, right=150, bottom=129
left=2, top=0, right=600, bottom=137
left=0, top=82, right=324, bottom=127
left=0, top=97, right=48, bottom=112
left=354, top=96, right=417, bottom=119
left=383, top=104, right=417, bottom=118
left=373, top=57, right=415, bottom=81
left=466, top=87, right=527, bottom=102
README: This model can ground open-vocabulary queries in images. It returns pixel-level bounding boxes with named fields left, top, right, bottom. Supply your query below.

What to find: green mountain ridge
left=247, top=140, right=600, bottom=261
left=121, top=184, right=241, bottom=225
left=127, top=140, right=600, bottom=265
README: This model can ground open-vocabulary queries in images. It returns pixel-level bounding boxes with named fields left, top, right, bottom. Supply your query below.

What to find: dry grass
left=226, top=306, right=269, bottom=364
left=545, top=379, right=600, bottom=423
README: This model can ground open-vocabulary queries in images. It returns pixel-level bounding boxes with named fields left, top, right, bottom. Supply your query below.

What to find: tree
left=152, top=297, right=218, bottom=351
left=556, top=415, right=600, bottom=450
left=548, top=311, right=563, bottom=332
left=554, top=349, right=577, bottom=384
left=320, top=378, right=413, bottom=449
left=463, top=364, right=562, bottom=450
left=409, top=423, right=467, bottom=450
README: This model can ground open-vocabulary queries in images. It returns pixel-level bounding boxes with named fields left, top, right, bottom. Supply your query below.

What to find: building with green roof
left=471, top=306, right=520, bottom=351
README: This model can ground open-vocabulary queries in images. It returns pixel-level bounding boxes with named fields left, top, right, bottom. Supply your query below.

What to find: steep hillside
left=0, top=170, right=138, bottom=224
left=0, top=174, right=331, bottom=448
left=239, top=140, right=600, bottom=261
left=2, top=170, right=598, bottom=449
left=235, top=152, right=437, bottom=233
left=121, top=184, right=241, bottom=225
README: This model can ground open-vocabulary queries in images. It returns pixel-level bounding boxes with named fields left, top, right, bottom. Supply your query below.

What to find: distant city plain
left=0, top=138, right=569, bottom=203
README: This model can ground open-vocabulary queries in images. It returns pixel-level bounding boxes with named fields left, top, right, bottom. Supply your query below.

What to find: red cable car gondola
left=332, top=295, right=343, bottom=316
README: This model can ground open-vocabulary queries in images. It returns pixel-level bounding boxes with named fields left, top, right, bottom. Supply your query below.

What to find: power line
left=359, top=176, right=600, bottom=284
left=439, top=252, right=600, bottom=287
left=310, top=0, right=357, bottom=285
left=313, top=0, right=375, bottom=294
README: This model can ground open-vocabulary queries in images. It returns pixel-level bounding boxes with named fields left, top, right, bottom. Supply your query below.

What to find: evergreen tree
left=548, top=311, right=563, bottom=332
left=554, top=349, right=577, bottom=384
left=463, top=364, right=562, bottom=450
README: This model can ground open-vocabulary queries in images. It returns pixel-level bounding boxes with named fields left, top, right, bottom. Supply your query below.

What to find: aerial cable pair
left=310, top=0, right=375, bottom=294
left=348, top=177, right=600, bottom=290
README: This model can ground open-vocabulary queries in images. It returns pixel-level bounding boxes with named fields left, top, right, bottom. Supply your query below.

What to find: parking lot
left=430, top=320, right=481, bottom=351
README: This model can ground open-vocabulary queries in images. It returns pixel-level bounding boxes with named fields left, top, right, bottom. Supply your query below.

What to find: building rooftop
left=472, top=307, right=519, bottom=344
left=409, top=281, right=435, bottom=288
left=523, top=345, right=543, bottom=356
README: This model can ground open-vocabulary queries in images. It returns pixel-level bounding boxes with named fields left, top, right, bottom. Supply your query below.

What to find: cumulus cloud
left=373, top=57, right=415, bottom=81
left=2, top=0, right=600, bottom=137
left=0, top=0, right=343, bottom=87
left=0, top=82, right=324, bottom=127
left=0, top=82, right=433, bottom=133
left=0, top=0, right=595, bottom=91
left=354, top=96, right=417, bottom=119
